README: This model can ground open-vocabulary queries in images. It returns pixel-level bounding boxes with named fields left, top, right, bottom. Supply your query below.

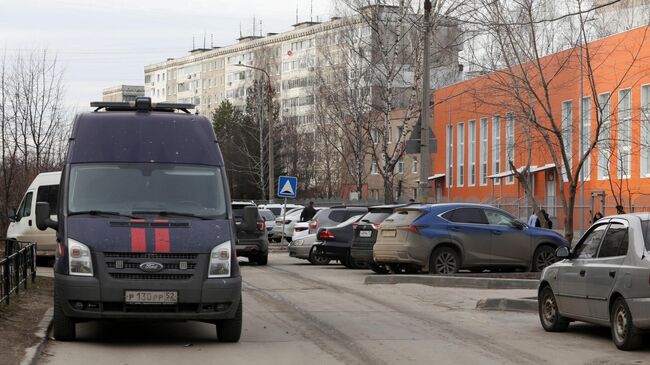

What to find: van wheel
left=611, top=297, right=643, bottom=350
left=429, top=247, right=460, bottom=275
left=53, top=294, right=76, bottom=341
left=256, top=254, right=268, bottom=266
left=308, top=247, right=330, bottom=265
left=538, top=286, right=569, bottom=332
left=532, top=245, right=556, bottom=272
left=217, top=300, right=242, bottom=343
left=369, top=262, right=390, bottom=274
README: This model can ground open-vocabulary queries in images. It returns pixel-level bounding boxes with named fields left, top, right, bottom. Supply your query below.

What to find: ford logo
left=139, top=262, right=164, bottom=272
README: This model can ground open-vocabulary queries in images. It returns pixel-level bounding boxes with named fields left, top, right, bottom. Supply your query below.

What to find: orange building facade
left=430, top=25, right=650, bottom=230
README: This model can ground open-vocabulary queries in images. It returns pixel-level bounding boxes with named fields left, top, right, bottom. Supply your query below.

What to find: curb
left=364, top=274, right=539, bottom=289
left=476, top=298, right=538, bottom=312
left=20, top=307, right=53, bottom=365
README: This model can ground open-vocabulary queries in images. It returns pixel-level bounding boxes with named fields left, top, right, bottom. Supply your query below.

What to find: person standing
left=528, top=211, right=538, bottom=226
left=592, top=211, right=604, bottom=223
left=300, top=201, right=317, bottom=222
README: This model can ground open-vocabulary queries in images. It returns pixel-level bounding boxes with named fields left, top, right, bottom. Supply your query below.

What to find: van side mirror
left=7, top=208, right=16, bottom=222
left=555, top=246, right=570, bottom=259
left=36, top=202, right=58, bottom=231
left=238, top=206, right=258, bottom=233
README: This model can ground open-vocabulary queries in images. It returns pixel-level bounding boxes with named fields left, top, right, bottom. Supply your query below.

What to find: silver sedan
left=538, top=213, right=650, bottom=350
left=288, top=233, right=330, bottom=265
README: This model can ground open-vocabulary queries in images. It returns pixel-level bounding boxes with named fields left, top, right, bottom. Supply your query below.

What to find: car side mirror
left=511, top=220, right=525, bottom=230
left=238, top=206, right=258, bottom=233
left=555, top=246, right=570, bottom=259
left=7, top=208, right=16, bottom=222
left=35, top=202, right=58, bottom=231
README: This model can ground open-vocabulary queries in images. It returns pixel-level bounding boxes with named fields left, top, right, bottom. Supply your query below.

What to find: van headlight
left=208, top=241, right=231, bottom=278
left=68, top=238, right=93, bottom=276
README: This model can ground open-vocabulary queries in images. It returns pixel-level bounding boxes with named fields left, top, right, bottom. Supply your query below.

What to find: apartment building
left=144, top=7, right=460, bottom=133
left=102, top=85, right=144, bottom=102
left=430, top=25, right=650, bottom=230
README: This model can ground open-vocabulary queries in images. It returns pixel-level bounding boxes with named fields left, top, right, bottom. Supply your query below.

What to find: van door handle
left=492, top=231, right=502, bottom=235
left=579, top=270, right=586, bottom=277
left=450, top=227, right=460, bottom=232
left=609, top=271, right=616, bottom=279
left=28, top=220, right=32, bottom=227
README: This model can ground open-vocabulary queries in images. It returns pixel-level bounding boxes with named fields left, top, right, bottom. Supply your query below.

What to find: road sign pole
left=281, top=197, right=287, bottom=243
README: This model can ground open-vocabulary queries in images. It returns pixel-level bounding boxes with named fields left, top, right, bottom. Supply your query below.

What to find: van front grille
left=109, top=273, right=193, bottom=280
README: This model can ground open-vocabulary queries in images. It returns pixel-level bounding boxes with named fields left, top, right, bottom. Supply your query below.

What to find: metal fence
left=0, top=239, right=37, bottom=305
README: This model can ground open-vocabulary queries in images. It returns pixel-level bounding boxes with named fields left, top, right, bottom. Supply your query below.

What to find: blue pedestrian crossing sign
left=277, top=176, right=298, bottom=198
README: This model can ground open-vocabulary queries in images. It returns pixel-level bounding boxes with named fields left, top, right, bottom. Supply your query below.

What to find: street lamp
left=235, top=61, right=275, bottom=203
left=418, top=0, right=432, bottom=202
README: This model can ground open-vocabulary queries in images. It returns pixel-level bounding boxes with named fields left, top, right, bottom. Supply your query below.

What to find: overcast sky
left=1, top=0, right=332, bottom=111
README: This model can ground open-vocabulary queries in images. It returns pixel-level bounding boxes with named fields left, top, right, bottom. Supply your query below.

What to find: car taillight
left=398, top=225, right=420, bottom=233
left=318, top=230, right=335, bottom=240
left=373, top=224, right=380, bottom=229
left=309, top=220, right=318, bottom=230
left=352, top=223, right=359, bottom=229
left=295, top=227, right=307, bottom=232
left=257, top=221, right=265, bottom=231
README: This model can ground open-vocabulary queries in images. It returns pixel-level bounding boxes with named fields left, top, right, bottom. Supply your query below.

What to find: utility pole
left=418, top=0, right=432, bottom=202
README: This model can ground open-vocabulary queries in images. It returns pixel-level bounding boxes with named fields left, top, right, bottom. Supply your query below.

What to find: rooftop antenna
left=192, top=35, right=195, bottom=49
left=310, top=0, right=313, bottom=22
left=253, top=16, right=256, bottom=37
left=203, top=31, right=206, bottom=49
left=239, top=22, right=242, bottom=38
left=211, top=34, right=214, bottom=48
left=260, top=20, right=263, bottom=36
left=296, top=2, right=299, bottom=23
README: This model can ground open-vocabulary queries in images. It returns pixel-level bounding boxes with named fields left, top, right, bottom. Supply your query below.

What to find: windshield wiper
left=132, top=211, right=211, bottom=220
left=68, top=210, right=137, bottom=219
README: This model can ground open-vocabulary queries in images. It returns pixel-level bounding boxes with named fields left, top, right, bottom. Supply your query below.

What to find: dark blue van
left=36, top=98, right=255, bottom=342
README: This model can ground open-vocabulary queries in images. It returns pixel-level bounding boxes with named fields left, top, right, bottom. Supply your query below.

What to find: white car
left=7, top=171, right=60, bottom=256
left=258, top=208, right=276, bottom=239
left=271, top=208, right=306, bottom=242
left=260, top=203, right=303, bottom=217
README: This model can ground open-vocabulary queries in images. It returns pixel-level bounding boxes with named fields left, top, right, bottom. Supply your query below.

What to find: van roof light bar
left=90, top=97, right=195, bottom=114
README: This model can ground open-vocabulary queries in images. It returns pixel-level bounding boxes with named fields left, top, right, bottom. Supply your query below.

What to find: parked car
left=260, top=203, right=303, bottom=217
left=373, top=203, right=568, bottom=274
left=7, top=171, right=60, bottom=256
left=271, top=208, right=304, bottom=242
left=350, top=204, right=405, bottom=274
left=288, top=233, right=330, bottom=265
left=308, top=206, right=369, bottom=235
left=538, top=213, right=650, bottom=350
left=292, top=207, right=326, bottom=241
left=314, top=213, right=368, bottom=269
left=259, top=208, right=276, bottom=240
left=232, top=201, right=269, bottom=265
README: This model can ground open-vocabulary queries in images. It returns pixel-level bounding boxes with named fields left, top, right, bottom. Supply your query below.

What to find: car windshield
left=642, top=220, right=650, bottom=252
left=360, top=211, right=392, bottom=224
left=68, top=163, right=227, bottom=219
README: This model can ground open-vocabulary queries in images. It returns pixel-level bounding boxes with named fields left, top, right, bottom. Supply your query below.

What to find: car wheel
left=611, top=297, right=643, bottom=350
left=538, top=286, right=569, bottom=332
left=532, top=245, right=557, bottom=272
left=256, top=254, right=268, bottom=266
left=308, top=247, right=330, bottom=265
left=369, top=262, right=390, bottom=274
left=216, top=300, right=242, bottom=343
left=429, top=247, right=460, bottom=275
left=388, top=264, right=404, bottom=274
left=53, top=294, right=76, bottom=341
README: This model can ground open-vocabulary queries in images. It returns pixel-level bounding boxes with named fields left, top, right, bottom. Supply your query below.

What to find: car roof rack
left=90, top=97, right=195, bottom=114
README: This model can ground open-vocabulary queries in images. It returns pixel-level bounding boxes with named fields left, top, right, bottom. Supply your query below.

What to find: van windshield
left=68, top=163, right=227, bottom=219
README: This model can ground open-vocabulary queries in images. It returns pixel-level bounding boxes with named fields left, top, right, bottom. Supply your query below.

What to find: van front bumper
left=55, top=273, right=242, bottom=321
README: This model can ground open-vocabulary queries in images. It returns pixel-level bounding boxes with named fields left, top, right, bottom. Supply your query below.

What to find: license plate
left=125, top=290, right=178, bottom=305
left=382, top=230, right=397, bottom=238
left=359, top=230, right=372, bottom=238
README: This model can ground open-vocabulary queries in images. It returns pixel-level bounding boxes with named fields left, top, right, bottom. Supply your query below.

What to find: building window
left=446, top=125, right=454, bottom=187
left=371, top=129, right=379, bottom=144
left=618, top=89, right=631, bottom=179
left=412, top=158, right=418, bottom=174
left=598, top=93, right=611, bottom=180
left=457, top=122, right=465, bottom=187
left=397, top=159, right=404, bottom=174
left=492, top=116, right=501, bottom=176
left=480, top=118, right=488, bottom=186
left=505, top=113, right=515, bottom=185
left=387, top=127, right=393, bottom=144
left=581, top=97, right=591, bottom=181
left=562, top=100, right=573, bottom=182
left=642, top=86, right=650, bottom=177
left=397, top=126, right=404, bottom=143
left=371, top=159, right=378, bottom=175
left=468, top=120, right=476, bottom=186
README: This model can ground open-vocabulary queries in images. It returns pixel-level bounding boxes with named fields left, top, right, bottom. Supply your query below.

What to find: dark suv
left=232, top=202, right=269, bottom=265
left=350, top=205, right=405, bottom=274
left=313, top=206, right=368, bottom=269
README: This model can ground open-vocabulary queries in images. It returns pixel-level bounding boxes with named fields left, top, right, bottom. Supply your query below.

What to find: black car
left=314, top=207, right=368, bottom=269
left=232, top=201, right=269, bottom=265
left=350, top=205, right=405, bottom=274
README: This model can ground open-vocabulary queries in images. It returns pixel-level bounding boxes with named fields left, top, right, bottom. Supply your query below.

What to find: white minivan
left=7, top=171, right=60, bottom=255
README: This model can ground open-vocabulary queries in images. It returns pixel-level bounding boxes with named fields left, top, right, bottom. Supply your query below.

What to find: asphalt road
left=39, top=254, right=650, bottom=365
